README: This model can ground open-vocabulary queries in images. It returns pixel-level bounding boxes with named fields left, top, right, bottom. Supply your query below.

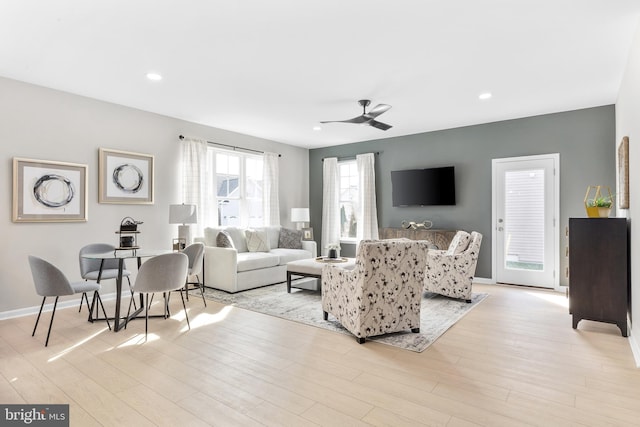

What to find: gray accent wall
left=309, top=105, right=616, bottom=283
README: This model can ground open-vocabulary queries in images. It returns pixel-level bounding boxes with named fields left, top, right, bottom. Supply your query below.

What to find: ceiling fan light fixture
left=312, top=126, right=322, bottom=131
left=320, top=99, right=393, bottom=131
left=479, top=92, right=492, bottom=100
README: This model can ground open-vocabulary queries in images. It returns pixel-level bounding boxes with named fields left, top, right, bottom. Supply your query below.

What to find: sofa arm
left=302, top=240, right=317, bottom=257
left=203, top=246, right=238, bottom=291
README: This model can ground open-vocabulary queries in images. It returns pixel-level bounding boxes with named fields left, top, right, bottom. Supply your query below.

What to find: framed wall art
left=99, top=148, right=154, bottom=204
left=302, top=227, right=314, bottom=241
left=13, top=157, right=88, bottom=222
left=618, top=136, right=629, bottom=209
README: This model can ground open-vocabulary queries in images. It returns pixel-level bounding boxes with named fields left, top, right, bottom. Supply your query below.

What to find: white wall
left=616, top=19, right=640, bottom=363
left=0, top=77, right=309, bottom=314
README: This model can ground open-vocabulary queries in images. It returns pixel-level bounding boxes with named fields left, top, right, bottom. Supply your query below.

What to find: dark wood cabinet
left=569, top=218, right=628, bottom=336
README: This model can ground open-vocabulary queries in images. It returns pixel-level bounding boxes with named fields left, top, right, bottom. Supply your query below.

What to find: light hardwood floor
left=1, top=284, right=639, bottom=426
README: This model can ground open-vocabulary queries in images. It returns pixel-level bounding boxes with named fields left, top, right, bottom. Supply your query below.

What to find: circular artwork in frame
left=12, top=157, right=88, bottom=223
left=99, top=148, right=154, bottom=204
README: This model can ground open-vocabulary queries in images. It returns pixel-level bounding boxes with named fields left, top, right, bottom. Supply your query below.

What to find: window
left=208, top=149, right=263, bottom=227
left=339, top=160, right=359, bottom=240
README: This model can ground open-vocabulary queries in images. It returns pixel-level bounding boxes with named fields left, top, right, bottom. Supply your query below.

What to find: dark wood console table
left=379, top=228, right=458, bottom=250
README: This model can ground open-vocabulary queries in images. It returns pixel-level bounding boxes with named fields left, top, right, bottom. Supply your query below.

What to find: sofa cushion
left=270, top=248, right=311, bottom=265
left=204, top=226, right=249, bottom=252
left=262, top=226, right=281, bottom=249
left=216, top=230, right=235, bottom=248
left=278, top=228, right=303, bottom=249
left=246, top=229, right=270, bottom=252
left=236, top=252, right=279, bottom=272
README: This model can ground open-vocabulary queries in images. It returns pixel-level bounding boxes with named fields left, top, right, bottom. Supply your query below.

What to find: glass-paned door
left=493, top=155, right=558, bottom=288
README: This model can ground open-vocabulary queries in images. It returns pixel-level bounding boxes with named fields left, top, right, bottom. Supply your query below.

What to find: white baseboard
left=0, top=291, right=122, bottom=321
left=629, top=324, right=640, bottom=368
left=473, top=277, right=494, bottom=285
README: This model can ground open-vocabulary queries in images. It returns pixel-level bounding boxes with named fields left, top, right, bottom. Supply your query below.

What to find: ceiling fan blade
left=365, top=104, right=391, bottom=119
left=368, top=119, right=392, bottom=131
left=320, top=115, right=367, bottom=124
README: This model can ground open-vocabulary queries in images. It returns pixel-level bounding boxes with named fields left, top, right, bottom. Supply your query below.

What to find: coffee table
left=286, top=257, right=356, bottom=293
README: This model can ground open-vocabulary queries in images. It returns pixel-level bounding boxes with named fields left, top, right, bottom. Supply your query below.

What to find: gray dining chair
left=79, top=243, right=136, bottom=315
left=28, top=255, right=111, bottom=346
left=125, top=252, right=190, bottom=340
left=183, top=243, right=206, bottom=307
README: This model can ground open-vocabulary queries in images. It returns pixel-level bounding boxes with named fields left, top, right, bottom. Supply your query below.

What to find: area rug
left=201, top=283, right=487, bottom=352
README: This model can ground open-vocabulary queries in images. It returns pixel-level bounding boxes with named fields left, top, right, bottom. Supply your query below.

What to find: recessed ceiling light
left=146, top=72, right=162, bottom=81
left=312, top=126, right=322, bottom=131
left=478, top=92, right=492, bottom=100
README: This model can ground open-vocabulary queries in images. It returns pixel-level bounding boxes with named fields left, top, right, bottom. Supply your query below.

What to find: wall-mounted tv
left=391, top=166, right=456, bottom=206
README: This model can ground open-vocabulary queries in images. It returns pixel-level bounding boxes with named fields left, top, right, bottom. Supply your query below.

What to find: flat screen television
left=391, top=166, right=456, bottom=206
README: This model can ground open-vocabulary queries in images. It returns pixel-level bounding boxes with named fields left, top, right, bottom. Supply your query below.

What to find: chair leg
left=44, top=296, right=59, bottom=347
left=88, top=292, right=97, bottom=323
left=78, top=292, right=89, bottom=313
left=95, top=291, right=112, bottom=331
left=179, top=290, right=190, bottom=330
left=165, top=292, right=172, bottom=317
left=197, top=275, right=207, bottom=307
left=411, top=328, right=420, bottom=333
left=145, top=293, right=149, bottom=341
left=323, top=311, right=328, bottom=321
left=357, top=337, right=365, bottom=344
left=32, top=297, right=46, bottom=337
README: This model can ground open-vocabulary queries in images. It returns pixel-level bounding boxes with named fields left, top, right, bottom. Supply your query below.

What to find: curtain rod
left=321, top=152, right=381, bottom=161
left=178, top=135, right=282, bottom=157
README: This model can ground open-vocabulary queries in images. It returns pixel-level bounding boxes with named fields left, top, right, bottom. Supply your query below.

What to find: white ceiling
left=1, top=1, right=639, bottom=149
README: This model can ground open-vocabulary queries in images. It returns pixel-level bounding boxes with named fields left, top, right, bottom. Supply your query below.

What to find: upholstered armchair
left=321, top=239, right=430, bottom=343
left=424, top=231, right=482, bottom=302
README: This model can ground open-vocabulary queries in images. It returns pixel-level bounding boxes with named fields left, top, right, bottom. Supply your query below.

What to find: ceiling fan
left=321, top=99, right=392, bottom=130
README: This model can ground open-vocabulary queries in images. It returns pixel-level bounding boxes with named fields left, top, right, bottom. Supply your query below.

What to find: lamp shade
left=291, top=208, right=310, bottom=222
left=169, top=204, right=198, bottom=225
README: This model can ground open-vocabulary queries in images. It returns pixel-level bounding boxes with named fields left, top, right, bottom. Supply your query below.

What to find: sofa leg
left=411, top=327, right=420, bottom=333
left=323, top=311, right=328, bottom=321
left=357, top=337, right=365, bottom=344
left=466, top=299, right=472, bottom=303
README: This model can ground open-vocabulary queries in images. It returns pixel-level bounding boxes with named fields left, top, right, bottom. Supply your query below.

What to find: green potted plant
left=584, top=186, right=614, bottom=218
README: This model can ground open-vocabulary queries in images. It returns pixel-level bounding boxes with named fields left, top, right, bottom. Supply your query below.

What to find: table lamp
left=169, top=204, right=198, bottom=247
left=291, top=207, right=310, bottom=230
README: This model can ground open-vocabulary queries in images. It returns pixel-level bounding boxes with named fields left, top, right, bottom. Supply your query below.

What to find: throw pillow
left=278, top=228, right=303, bottom=249
left=447, top=231, right=471, bottom=255
left=216, top=231, right=235, bottom=249
left=245, top=229, right=270, bottom=252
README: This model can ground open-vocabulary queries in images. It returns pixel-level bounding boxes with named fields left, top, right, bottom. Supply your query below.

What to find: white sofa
left=196, top=226, right=317, bottom=293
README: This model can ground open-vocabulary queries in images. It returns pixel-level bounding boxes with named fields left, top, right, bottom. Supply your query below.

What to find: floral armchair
left=424, top=231, right=482, bottom=302
left=321, top=239, right=430, bottom=343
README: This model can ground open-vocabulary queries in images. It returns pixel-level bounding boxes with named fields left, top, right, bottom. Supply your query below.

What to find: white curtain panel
left=356, top=153, right=379, bottom=240
left=322, top=157, right=341, bottom=256
left=180, top=138, right=211, bottom=238
left=263, top=152, right=280, bottom=226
